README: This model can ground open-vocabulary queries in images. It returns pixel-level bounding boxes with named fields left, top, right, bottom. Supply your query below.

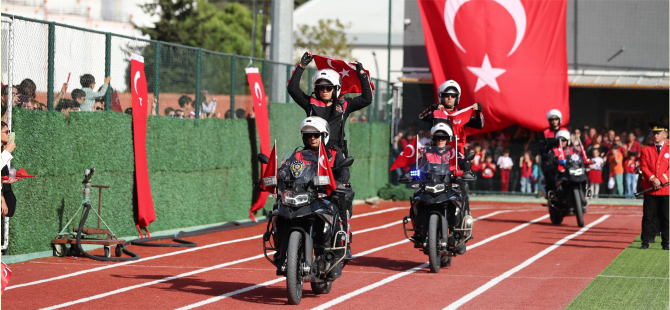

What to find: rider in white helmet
left=288, top=51, right=372, bottom=152
left=289, top=53, right=370, bottom=261
left=300, top=116, right=354, bottom=261
left=418, top=80, right=484, bottom=178
left=540, top=109, right=569, bottom=197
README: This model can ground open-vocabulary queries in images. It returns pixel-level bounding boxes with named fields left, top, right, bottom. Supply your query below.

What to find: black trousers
left=641, top=195, right=669, bottom=245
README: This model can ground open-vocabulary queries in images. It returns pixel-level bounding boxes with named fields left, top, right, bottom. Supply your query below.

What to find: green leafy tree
left=294, top=19, right=356, bottom=61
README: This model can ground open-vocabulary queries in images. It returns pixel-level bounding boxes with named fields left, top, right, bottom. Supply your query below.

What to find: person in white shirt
left=497, top=149, right=513, bottom=192
left=588, top=148, right=604, bottom=196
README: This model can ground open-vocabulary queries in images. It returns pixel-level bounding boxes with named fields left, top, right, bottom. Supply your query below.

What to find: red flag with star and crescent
left=418, top=0, right=569, bottom=133
left=390, top=137, right=420, bottom=171
left=313, top=55, right=375, bottom=96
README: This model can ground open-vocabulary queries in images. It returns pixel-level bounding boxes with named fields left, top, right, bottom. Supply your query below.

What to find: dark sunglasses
left=316, top=85, right=334, bottom=92
left=95, top=107, right=104, bottom=111
left=303, top=133, right=321, bottom=138
left=1, top=129, right=10, bottom=134
left=440, top=93, right=458, bottom=99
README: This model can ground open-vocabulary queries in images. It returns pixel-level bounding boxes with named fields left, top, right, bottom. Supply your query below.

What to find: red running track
left=1, top=201, right=643, bottom=309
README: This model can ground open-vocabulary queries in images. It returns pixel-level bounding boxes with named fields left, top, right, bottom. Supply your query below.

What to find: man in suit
left=639, top=122, right=669, bottom=250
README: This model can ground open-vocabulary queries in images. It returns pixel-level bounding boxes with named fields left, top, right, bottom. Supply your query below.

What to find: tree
left=294, top=19, right=356, bottom=61
left=136, top=0, right=263, bottom=57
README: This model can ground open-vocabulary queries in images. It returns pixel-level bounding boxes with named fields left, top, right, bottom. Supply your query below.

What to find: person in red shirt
left=519, top=151, right=533, bottom=193
left=624, top=152, right=639, bottom=198
left=639, top=122, right=669, bottom=250
left=481, top=155, right=496, bottom=192
left=471, top=144, right=484, bottom=190
left=622, top=132, right=642, bottom=157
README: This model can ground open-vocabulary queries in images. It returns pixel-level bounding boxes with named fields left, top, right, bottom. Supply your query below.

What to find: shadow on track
left=348, top=255, right=428, bottom=272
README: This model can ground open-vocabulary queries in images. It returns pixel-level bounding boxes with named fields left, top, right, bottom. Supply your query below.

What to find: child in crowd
left=531, top=155, right=541, bottom=194
left=79, top=74, right=110, bottom=111
left=588, top=148, right=604, bottom=197
left=481, top=155, right=496, bottom=192
left=497, top=149, right=513, bottom=192
left=519, top=151, right=533, bottom=193
left=624, top=152, right=639, bottom=198
left=471, top=145, right=483, bottom=190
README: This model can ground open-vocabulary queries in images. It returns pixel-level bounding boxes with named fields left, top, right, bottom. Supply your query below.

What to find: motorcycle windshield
left=420, top=146, right=451, bottom=176
left=277, top=149, right=318, bottom=191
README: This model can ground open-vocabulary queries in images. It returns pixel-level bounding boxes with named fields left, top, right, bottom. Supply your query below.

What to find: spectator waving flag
left=313, top=55, right=375, bottom=96
left=390, top=137, right=420, bottom=171
left=318, top=141, right=337, bottom=195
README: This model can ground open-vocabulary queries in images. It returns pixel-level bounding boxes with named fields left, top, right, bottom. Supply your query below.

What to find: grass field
left=567, top=235, right=669, bottom=310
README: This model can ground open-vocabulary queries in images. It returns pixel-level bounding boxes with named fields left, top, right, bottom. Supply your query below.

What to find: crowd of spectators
left=392, top=117, right=669, bottom=198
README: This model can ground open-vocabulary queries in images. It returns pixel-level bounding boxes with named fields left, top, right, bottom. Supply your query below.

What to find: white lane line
left=10, top=206, right=404, bottom=290
left=172, top=209, right=516, bottom=310
left=40, top=254, right=267, bottom=310
left=311, top=214, right=551, bottom=310
left=443, top=215, right=610, bottom=310
left=175, top=277, right=285, bottom=310
left=351, top=207, right=407, bottom=219
left=39, top=212, right=413, bottom=310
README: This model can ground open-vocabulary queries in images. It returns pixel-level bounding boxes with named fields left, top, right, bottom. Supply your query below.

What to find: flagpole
left=415, top=137, right=419, bottom=170
left=274, top=139, right=278, bottom=195
left=455, top=134, right=458, bottom=171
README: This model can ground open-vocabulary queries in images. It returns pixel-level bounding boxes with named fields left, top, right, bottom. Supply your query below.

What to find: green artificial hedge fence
left=6, top=104, right=389, bottom=255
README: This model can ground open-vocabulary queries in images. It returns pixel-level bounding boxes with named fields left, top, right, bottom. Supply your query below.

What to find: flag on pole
left=390, top=137, right=420, bottom=171
left=318, top=142, right=337, bottom=195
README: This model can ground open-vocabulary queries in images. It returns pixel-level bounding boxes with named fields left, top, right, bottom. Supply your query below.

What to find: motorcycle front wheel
left=428, top=214, right=442, bottom=273
left=286, top=231, right=304, bottom=305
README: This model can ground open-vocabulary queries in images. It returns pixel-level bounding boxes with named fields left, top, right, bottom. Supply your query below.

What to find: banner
left=418, top=0, right=569, bottom=132
left=247, top=67, right=270, bottom=221
left=131, top=54, right=156, bottom=230
left=313, top=55, right=375, bottom=96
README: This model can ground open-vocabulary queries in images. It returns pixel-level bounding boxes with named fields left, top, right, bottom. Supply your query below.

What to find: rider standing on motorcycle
left=288, top=52, right=371, bottom=261
left=418, top=80, right=484, bottom=177
left=540, top=109, right=569, bottom=195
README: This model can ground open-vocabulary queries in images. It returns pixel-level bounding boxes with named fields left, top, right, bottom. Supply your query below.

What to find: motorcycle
left=398, top=147, right=475, bottom=273
left=547, top=153, right=588, bottom=227
left=257, top=148, right=353, bottom=305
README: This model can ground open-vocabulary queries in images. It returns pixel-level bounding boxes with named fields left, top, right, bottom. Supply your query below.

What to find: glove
left=301, top=52, right=313, bottom=67
left=356, top=62, right=365, bottom=74
left=474, top=102, right=482, bottom=111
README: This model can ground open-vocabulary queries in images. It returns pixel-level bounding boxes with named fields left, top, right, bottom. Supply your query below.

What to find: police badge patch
left=290, top=161, right=305, bottom=177
left=335, top=104, right=344, bottom=113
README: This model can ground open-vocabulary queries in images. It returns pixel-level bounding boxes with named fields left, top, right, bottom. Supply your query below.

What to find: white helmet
left=312, top=69, right=342, bottom=97
left=556, top=129, right=570, bottom=145
left=430, top=123, right=454, bottom=142
left=437, top=80, right=461, bottom=106
left=547, top=109, right=562, bottom=122
left=300, top=116, right=330, bottom=145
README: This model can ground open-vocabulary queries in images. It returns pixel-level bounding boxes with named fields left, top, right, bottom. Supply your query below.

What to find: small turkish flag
left=259, top=142, right=277, bottom=194
left=313, top=55, right=375, bottom=96
left=390, top=137, right=420, bottom=171
left=318, top=142, right=337, bottom=195
left=1, top=262, right=11, bottom=293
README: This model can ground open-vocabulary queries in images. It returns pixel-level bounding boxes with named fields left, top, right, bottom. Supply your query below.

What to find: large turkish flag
left=418, top=0, right=569, bottom=132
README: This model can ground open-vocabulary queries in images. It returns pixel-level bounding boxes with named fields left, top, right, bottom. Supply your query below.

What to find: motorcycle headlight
left=281, top=190, right=310, bottom=205
left=569, top=168, right=584, bottom=176
left=425, top=183, right=446, bottom=193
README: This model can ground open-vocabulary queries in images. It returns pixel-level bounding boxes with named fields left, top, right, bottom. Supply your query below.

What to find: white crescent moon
left=403, top=145, right=416, bottom=158
left=133, top=71, right=140, bottom=94
left=319, top=155, right=328, bottom=170
left=254, top=82, right=263, bottom=101
left=327, top=59, right=336, bottom=69
left=444, top=0, right=526, bottom=56
left=448, top=148, right=456, bottom=160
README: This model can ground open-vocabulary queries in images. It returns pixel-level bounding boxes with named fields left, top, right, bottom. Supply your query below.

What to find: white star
left=338, top=68, right=350, bottom=77
left=467, top=54, right=506, bottom=92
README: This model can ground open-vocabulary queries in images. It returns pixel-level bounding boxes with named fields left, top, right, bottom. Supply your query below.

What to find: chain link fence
left=1, top=14, right=393, bottom=123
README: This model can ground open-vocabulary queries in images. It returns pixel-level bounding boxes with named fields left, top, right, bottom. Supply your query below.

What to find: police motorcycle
left=546, top=130, right=588, bottom=227
left=398, top=126, right=476, bottom=273
left=257, top=148, right=353, bottom=305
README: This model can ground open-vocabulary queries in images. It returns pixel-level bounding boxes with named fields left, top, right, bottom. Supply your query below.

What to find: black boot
left=344, top=244, right=353, bottom=262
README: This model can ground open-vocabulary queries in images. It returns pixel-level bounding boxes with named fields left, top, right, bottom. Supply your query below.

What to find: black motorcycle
left=399, top=147, right=475, bottom=273
left=547, top=153, right=588, bottom=227
left=257, top=149, right=353, bottom=305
